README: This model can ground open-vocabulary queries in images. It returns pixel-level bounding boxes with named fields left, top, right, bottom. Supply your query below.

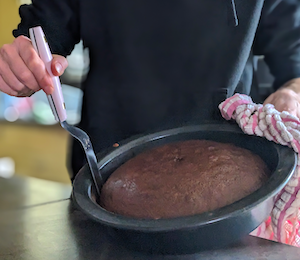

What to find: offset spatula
left=29, top=26, right=102, bottom=196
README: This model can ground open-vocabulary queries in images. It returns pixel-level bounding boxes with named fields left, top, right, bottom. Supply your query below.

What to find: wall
left=0, top=122, right=71, bottom=184
left=0, top=0, right=31, bottom=47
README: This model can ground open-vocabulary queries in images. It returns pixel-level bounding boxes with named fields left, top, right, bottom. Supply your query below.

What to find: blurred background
left=0, top=0, right=89, bottom=184
left=0, top=0, right=274, bottom=185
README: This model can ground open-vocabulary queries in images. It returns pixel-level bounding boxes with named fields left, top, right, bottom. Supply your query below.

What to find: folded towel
left=219, top=93, right=300, bottom=247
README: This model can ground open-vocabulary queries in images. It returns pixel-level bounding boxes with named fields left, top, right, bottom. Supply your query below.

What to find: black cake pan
left=72, top=122, right=297, bottom=254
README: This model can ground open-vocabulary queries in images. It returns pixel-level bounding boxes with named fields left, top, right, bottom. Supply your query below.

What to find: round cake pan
left=72, top=122, right=297, bottom=254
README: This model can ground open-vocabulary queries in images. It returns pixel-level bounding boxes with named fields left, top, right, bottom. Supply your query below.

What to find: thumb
left=51, top=54, right=68, bottom=76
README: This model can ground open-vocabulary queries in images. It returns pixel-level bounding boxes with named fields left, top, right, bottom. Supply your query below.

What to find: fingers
left=264, top=88, right=300, bottom=118
left=0, top=37, right=43, bottom=95
left=0, top=49, right=41, bottom=95
left=0, top=35, right=68, bottom=97
left=16, top=88, right=36, bottom=98
left=51, top=55, right=68, bottom=76
left=13, top=36, right=54, bottom=94
left=0, top=73, right=36, bottom=97
left=0, top=74, right=36, bottom=97
left=0, top=74, right=18, bottom=96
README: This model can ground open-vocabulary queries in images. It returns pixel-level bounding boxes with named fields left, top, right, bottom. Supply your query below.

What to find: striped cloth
left=219, top=93, right=300, bottom=247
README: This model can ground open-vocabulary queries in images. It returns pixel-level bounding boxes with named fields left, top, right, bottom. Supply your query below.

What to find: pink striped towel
left=219, top=93, right=300, bottom=247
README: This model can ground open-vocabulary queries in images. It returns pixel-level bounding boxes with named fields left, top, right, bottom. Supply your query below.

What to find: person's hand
left=263, top=78, right=300, bottom=119
left=0, top=35, right=68, bottom=97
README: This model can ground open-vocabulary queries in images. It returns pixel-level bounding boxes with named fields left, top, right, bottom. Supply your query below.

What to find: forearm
left=280, top=78, right=300, bottom=93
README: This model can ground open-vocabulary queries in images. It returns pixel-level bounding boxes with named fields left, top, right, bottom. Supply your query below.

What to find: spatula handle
left=29, top=26, right=67, bottom=122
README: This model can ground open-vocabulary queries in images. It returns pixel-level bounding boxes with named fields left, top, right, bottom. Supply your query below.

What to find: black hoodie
left=13, top=0, right=300, bottom=177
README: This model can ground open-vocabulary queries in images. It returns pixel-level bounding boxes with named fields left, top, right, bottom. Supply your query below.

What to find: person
left=0, top=0, right=300, bottom=182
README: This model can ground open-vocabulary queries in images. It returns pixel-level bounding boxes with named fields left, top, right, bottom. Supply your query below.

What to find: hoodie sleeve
left=253, top=0, right=300, bottom=89
left=13, top=0, right=80, bottom=57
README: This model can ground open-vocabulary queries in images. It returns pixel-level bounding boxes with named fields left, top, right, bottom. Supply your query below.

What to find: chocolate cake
left=100, top=140, right=269, bottom=219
